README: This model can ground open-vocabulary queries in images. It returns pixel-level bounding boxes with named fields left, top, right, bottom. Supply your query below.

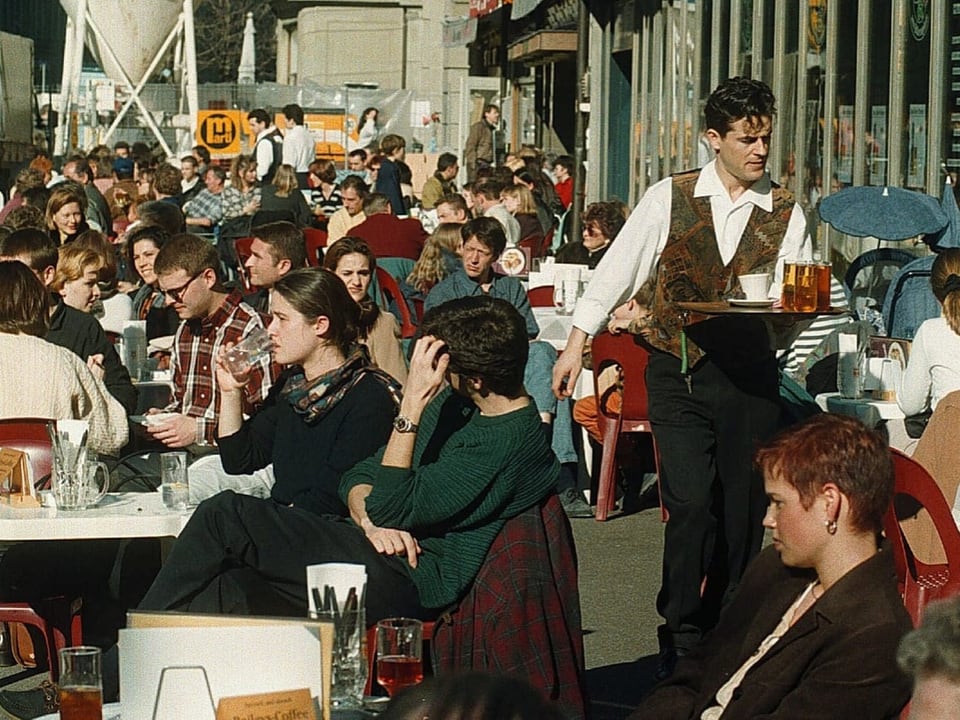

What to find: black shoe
left=0, top=679, right=60, bottom=719
left=559, top=488, right=594, bottom=518
left=653, top=647, right=687, bottom=682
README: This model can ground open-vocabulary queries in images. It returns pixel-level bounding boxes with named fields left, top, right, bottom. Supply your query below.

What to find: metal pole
left=570, top=0, right=589, bottom=240
left=852, top=0, right=872, bottom=188
left=926, top=0, right=947, bottom=192
left=888, top=0, right=908, bottom=187
left=183, top=0, right=200, bottom=144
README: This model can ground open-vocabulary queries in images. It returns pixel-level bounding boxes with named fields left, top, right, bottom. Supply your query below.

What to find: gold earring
left=825, top=519, right=838, bottom=535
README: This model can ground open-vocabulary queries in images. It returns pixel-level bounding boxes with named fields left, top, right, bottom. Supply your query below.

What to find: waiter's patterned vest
left=647, top=169, right=796, bottom=366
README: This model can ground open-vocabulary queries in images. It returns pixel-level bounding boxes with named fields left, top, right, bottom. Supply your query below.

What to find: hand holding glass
left=376, top=618, right=423, bottom=697
left=222, top=327, right=273, bottom=377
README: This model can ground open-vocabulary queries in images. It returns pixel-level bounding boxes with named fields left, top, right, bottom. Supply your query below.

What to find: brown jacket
left=631, top=545, right=912, bottom=720
left=464, top=119, right=494, bottom=180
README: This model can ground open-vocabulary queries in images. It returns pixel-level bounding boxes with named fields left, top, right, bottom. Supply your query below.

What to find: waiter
left=552, top=77, right=811, bottom=679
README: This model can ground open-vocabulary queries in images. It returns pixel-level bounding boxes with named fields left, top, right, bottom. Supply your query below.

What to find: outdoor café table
left=36, top=702, right=378, bottom=719
left=0, top=492, right=193, bottom=542
left=815, top=392, right=913, bottom=453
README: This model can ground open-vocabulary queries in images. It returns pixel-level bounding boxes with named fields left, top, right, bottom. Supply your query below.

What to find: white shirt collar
left=693, top=159, right=774, bottom=212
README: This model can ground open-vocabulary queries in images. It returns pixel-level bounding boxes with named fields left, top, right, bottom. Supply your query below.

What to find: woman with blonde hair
left=899, top=248, right=960, bottom=416
left=52, top=244, right=105, bottom=314
left=501, top=184, right=543, bottom=250
left=260, top=163, right=312, bottom=227
left=46, top=184, right=89, bottom=245
left=405, top=223, right=462, bottom=296
left=222, top=154, right=261, bottom=223
left=71, top=229, right=134, bottom=333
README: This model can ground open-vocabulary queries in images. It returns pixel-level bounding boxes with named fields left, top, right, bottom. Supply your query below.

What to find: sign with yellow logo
left=196, top=110, right=243, bottom=157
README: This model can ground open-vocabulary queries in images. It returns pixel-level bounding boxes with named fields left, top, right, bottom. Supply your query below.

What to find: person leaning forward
left=553, top=77, right=811, bottom=677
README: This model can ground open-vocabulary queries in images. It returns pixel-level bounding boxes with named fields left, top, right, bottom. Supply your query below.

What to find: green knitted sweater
left=339, top=387, right=559, bottom=609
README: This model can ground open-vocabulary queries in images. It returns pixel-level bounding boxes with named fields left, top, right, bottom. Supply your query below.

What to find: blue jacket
left=424, top=269, right=539, bottom=338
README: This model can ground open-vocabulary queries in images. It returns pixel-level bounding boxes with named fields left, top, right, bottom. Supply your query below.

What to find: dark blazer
left=630, top=545, right=912, bottom=720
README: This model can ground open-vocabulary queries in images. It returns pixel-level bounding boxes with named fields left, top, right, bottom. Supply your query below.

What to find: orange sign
left=196, top=110, right=243, bottom=158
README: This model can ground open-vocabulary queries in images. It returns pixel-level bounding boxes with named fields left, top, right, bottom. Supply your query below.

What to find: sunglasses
left=161, top=271, right=202, bottom=303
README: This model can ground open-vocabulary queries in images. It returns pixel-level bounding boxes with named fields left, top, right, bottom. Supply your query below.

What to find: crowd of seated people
left=1, top=127, right=956, bottom=720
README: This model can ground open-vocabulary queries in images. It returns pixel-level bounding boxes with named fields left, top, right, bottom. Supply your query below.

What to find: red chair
left=527, top=285, right=555, bottom=307
left=883, top=449, right=960, bottom=626
left=375, top=267, right=418, bottom=339
left=589, top=332, right=663, bottom=522
left=519, top=233, right=545, bottom=259
left=0, top=418, right=83, bottom=676
left=364, top=621, right=435, bottom=695
left=232, top=237, right=258, bottom=292
left=539, top=228, right=555, bottom=258
left=303, top=227, right=327, bottom=267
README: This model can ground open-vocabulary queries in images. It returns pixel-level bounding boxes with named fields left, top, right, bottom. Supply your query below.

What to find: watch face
left=394, top=416, right=414, bottom=432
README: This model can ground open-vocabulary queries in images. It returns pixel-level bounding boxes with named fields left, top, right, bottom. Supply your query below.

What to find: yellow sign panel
left=196, top=110, right=243, bottom=158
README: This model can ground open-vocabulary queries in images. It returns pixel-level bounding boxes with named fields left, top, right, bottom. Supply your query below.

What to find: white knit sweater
left=0, top=333, right=129, bottom=454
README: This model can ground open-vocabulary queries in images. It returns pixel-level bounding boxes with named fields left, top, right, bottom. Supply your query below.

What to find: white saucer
left=728, top=299, right=775, bottom=307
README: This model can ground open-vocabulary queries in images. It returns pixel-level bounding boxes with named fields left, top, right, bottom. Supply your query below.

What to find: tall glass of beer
left=59, top=646, right=102, bottom=720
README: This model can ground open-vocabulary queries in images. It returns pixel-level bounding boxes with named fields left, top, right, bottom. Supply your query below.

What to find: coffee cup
left=738, top=273, right=771, bottom=302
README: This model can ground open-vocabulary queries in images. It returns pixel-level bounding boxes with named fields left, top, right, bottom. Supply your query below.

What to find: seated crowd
left=0, top=114, right=952, bottom=720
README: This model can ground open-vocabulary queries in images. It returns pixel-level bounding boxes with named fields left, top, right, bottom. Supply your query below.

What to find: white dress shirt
left=571, top=160, right=812, bottom=336
left=282, top=124, right=315, bottom=173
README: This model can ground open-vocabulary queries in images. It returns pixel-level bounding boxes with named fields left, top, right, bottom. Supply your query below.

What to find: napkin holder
left=0, top=448, right=39, bottom=507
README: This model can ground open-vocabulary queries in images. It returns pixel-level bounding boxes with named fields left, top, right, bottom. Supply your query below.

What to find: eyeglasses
left=160, top=271, right=202, bottom=303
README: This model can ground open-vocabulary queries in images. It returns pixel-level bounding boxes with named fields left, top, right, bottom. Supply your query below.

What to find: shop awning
left=442, top=16, right=478, bottom=47
left=507, top=29, right=577, bottom=64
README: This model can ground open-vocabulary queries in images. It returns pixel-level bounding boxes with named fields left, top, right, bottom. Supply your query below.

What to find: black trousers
left=646, top=352, right=780, bottom=653
left=139, top=490, right=428, bottom=623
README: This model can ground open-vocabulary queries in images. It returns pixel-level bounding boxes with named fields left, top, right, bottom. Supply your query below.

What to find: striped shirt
left=165, top=290, right=275, bottom=445
left=780, top=276, right=853, bottom=377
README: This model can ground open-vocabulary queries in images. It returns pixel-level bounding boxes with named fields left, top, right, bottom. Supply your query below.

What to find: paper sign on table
left=216, top=688, right=316, bottom=720
left=119, top=622, right=323, bottom=720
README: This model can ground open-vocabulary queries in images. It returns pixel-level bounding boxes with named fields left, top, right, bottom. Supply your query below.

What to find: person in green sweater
left=126, top=293, right=558, bottom=622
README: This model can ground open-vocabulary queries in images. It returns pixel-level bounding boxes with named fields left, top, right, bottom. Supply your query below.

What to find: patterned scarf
left=280, top=344, right=402, bottom=423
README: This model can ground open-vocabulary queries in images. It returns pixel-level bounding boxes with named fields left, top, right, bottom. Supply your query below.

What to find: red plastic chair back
left=0, top=418, right=53, bottom=488
left=375, top=267, right=417, bottom=338
left=587, top=332, right=662, bottom=521
left=884, top=449, right=960, bottom=626
left=303, top=227, right=327, bottom=267
left=232, top=237, right=257, bottom=291
left=519, top=233, right=545, bottom=258
left=540, top=228, right=555, bottom=258
left=527, top=286, right=554, bottom=307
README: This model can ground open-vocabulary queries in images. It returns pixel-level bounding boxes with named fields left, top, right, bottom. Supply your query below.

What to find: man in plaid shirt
left=183, top=166, right=226, bottom=231
left=145, top=233, right=274, bottom=449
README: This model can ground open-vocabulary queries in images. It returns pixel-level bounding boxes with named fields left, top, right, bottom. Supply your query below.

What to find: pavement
left=0, top=501, right=669, bottom=720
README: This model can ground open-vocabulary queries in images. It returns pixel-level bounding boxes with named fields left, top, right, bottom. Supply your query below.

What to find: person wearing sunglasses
left=144, top=233, right=277, bottom=454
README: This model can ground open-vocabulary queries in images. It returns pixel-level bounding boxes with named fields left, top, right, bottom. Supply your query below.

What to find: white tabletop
left=533, top=307, right=575, bottom=351
left=38, top=702, right=121, bottom=720
left=0, top=492, right=193, bottom=541
left=816, top=392, right=906, bottom=421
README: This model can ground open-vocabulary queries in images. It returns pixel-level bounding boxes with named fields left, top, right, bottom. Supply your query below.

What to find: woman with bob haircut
left=631, top=413, right=913, bottom=720
left=0, top=260, right=127, bottom=455
left=46, top=183, right=90, bottom=245
left=210, top=266, right=399, bottom=523
left=323, top=236, right=408, bottom=384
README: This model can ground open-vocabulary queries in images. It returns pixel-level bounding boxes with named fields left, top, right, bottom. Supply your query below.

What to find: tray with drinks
left=676, top=301, right=846, bottom=318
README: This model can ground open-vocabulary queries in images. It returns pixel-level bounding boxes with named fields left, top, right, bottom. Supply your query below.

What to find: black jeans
left=647, top=352, right=780, bottom=653
left=139, top=490, right=427, bottom=623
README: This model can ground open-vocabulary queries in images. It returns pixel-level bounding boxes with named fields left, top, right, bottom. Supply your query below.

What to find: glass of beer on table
left=795, top=262, right=818, bottom=312
left=376, top=618, right=424, bottom=697
left=815, top=262, right=832, bottom=311
left=781, top=261, right=798, bottom=311
left=59, top=646, right=102, bottom=720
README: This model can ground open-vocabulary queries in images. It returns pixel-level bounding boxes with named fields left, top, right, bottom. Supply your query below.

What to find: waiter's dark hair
left=705, top=77, right=777, bottom=135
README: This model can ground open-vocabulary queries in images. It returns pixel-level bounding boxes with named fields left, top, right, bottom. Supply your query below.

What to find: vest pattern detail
left=648, top=169, right=795, bottom=365
left=257, top=129, right=284, bottom=183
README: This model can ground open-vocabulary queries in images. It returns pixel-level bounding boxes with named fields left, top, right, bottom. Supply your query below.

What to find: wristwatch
left=393, top=415, right=419, bottom=434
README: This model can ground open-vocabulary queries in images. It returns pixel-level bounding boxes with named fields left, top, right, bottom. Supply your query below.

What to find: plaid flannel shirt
left=183, top=188, right=224, bottom=225
left=165, top=290, right=275, bottom=445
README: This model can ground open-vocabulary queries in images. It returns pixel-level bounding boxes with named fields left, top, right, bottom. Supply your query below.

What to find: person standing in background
left=281, top=104, right=315, bottom=190
left=464, top=104, right=500, bottom=182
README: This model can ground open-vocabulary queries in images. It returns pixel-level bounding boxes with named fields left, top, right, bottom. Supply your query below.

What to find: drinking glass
left=223, top=327, right=273, bottom=377
left=795, top=263, right=818, bottom=312
left=815, top=262, right=832, bottom=311
left=780, top=262, right=797, bottom=310
left=552, top=283, right=567, bottom=315
left=160, top=451, right=189, bottom=510
left=59, top=646, right=102, bottom=720
left=375, top=618, right=423, bottom=697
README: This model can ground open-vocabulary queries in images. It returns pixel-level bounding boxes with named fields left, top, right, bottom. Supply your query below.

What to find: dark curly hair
left=582, top=201, right=626, bottom=241
left=704, top=77, right=777, bottom=136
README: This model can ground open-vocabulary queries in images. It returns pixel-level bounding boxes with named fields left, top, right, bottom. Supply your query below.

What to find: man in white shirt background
left=281, top=103, right=315, bottom=190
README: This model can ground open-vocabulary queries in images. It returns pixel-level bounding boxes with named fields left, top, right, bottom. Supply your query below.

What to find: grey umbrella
left=930, top=177, right=960, bottom=250
left=819, top=185, right=948, bottom=241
